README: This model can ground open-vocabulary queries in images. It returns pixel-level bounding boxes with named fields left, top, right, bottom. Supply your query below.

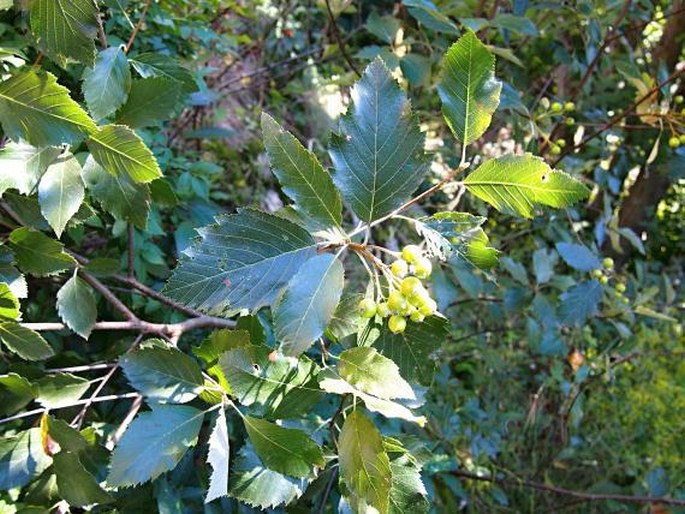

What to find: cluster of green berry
left=550, top=100, right=575, bottom=127
left=668, top=132, right=685, bottom=149
left=358, top=245, right=438, bottom=334
left=592, top=257, right=629, bottom=304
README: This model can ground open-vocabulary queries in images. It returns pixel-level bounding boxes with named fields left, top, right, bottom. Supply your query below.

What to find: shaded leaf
left=559, top=280, right=602, bottom=326
left=8, top=227, right=76, bottom=277
left=243, top=416, right=324, bottom=478
left=389, top=455, right=429, bottom=514
left=329, top=58, right=429, bottom=222
left=107, top=405, right=205, bottom=487
left=194, top=329, right=250, bottom=393
left=116, top=77, right=181, bottom=128
left=0, top=373, right=36, bottom=416
left=438, top=31, right=501, bottom=145
left=0, top=428, right=52, bottom=490
left=0, top=70, right=96, bottom=146
left=56, top=273, right=97, bottom=339
left=54, top=451, right=112, bottom=506
left=129, top=53, right=197, bottom=93
left=0, top=322, right=54, bottom=361
left=555, top=242, right=601, bottom=272
left=164, top=209, right=317, bottom=315
left=37, top=152, right=85, bottom=238
left=274, top=253, right=344, bottom=357
left=464, top=154, right=589, bottom=218
left=36, top=373, right=89, bottom=408
left=83, top=46, right=131, bottom=120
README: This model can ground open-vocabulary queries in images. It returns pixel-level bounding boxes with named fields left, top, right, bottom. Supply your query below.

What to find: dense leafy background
left=0, top=1, right=683, bottom=513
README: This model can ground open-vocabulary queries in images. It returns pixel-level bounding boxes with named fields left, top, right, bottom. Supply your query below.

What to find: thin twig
left=124, top=0, right=152, bottom=53
left=127, top=224, right=135, bottom=280
left=110, top=395, right=143, bottom=447
left=80, top=270, right=137, bottom=321
left=324, top=0, right=360, bottom=76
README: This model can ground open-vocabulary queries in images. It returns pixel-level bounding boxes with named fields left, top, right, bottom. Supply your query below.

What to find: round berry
left=401, top=245, right=422, bottom=264
left=391, top=259, right=409, bottom=278
left=557, top=138, right=566, bottom=148
left=669, top=136, right=680, bottom=148
left=591, top=269, right=603, bottom=278
left=621, top=297, right=629, bottom=304
left=418, top=298, right=437, bottom=316
left=388, top=315, right=407, bottom=334
left=400, top=276, right=422, bottom=297
left=603, top=257, right=614, bottom=269
left=376, top=302, right=390, bottom=318
left=413, top=256, right=433, bottom=279
left=675, top=95, right=684, bottom=104
left=550, top=144, right=562, bottom=155
left=387, top=291, right=407, bottom=312
left=410, top=310, right=425, bottom=323
left=408, top=286, right=430, bottom=307
left=565, top=101, right=575, bottom=112
left=358, top=298, right=377, bottom=318
left=615, top=282, right=626, bottom=293
left=599, top=275, right=609, bottom=285
left=680, top=134, right=685, bottom=145
left=551, top=102, right=563, bottom=113
left=565, top=117, right=575, bottom=126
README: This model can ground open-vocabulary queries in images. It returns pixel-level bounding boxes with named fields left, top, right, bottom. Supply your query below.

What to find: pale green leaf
left=0, top=70, right=97, bottom=146
left=54, top=451, right=113, bottom=506
left=83, top=46, right=132, bottom=120
left=0, top=258, right=27, bottom=299
left=29, top=0, right=98, bottom=65
left=261, top=113, right=342, bottom=229
left=389, top=455, right=429, bottom=514
left=164, top=209, right=317, bottom=315
left=38, top=152, right=85, bottom=238
left=326, top=293, right=365, bottom=342
left=329, top=57, right=429, bottom=222
left=0, top=143, right=61, bottom=197
left=274, top=253, right=344, bottom=357
left=0, top=373, right=36, bottom=416
left=0, top=322, right=54, bottom=360
left=8, top=227, right=76, bottom=276
left=338, top=346, right=414, bottom=400
left=339, top=410, right=392, bottom=514
left=193, top=329, right=250, bottom=394
left=0, top=0, right=13, bottom=10
left=120, top=344, right=204, bottom=403
left=36, top=373, right=89, bottom=407
left=87, top=124, right=163, bottom=183
left=116, top=77, right=181, bottom=128
left=219, top=344, right=323, bottom=418
left=0, top=282, right=20, bottom=320
left=56, top=273, right=97, bottom=339
left=129, top=53, right=198, bottom=93
left=228, top=444, right=307, bottom=509
left=243, top=416, right=324, bottom=479
left=82, top=156, right=151, bottom=229
left=0, top=428, right=52, bottom=490
left=205, top=409, right=230, bottom=503
left=107, top=404, right=205, bottom=487
left=438, top=30, right=502, bottom=145
left=464, top=154, right=589, bottom=218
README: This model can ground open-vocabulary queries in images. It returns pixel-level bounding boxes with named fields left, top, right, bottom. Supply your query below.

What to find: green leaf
left=326, top=293, right=365, bottom=341
left=0, top=70, right=97, bottom=146
left=329, top=57, right=429, bottom=222
left=559, top=280, right=602, bottom=326
left=0, top=255, right=27, bottom=299
left=120, top=344, right=204, bottom=403
left=0, top=283, right=20, bottom=320
left=338, top=347, right=415, bottom=400
left=8, top=227, right=76, bottom=277
left=243, top=416, right=324, bottom=479
left=274, top=253, right=344, bottom=357
left=29, top=0, right=98, bottom=65
left=56, top=273, right=97, bottom=339
left=0, top=322, right=54, bottom=360
left=54, top=451, right=113, bottom=506
left=0, top=143, right=61, bottom=197
left=193, top=329, right=250, bottom=393
left=438, top=30, right=502, bottom=145
left=463, top=154, right=589, bottom=218
left=228, top=444, right=307, bottom=509
left=87, top=124, right=163, bottom=183
left=261, top=113, right=342, bottom=229
left=107, top=404, right=205, bottom=487
left=374, top=316, right=447, bottom=385
left=0, top=373, right=36, bottom=416
left=0, top=428, right=52, bottom=490
left=36, top=373, right=89, bottom=408
left=389, top=455, right=429, bottom=514
left=116, top=77, right=181, bottom=128
left=164, top=209, right=317, bottom=315
left=129, top=53, right=198, bottom=93
left=83, top=46, right=132, bottom=120
left=555, top=242, right=601, bottom=272
left=339, top=410, right=392, bottom=514
left=403, top=0, right=459, bottom=34
left=205, top=409, right=230, bottom=503
left=37, top=152, right=85, bottom=238
left=82, top=156, right=151, bottom=229
left=219, top=345, right=323, bottom=418
left=44, top=416, right=88, bottom=453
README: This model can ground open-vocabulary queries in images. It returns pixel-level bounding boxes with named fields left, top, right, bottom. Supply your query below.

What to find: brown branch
left=324, top=0, right=360, bottom=77
left=127, top=224, right=135, bottom=279
left=79, top=270, right=137, bottom=321
left=113, top=274, right=209, bottom=318
left=111, top=395, right=143, bottom=446
left=124, top=0, right=152, bottom=53
left=451, top=470, right=685, bottom=506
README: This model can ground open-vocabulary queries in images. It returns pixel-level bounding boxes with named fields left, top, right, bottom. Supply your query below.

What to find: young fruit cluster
left=357, top=245, right=438, bottom=334
left=592, top=257, right=629, bottom=304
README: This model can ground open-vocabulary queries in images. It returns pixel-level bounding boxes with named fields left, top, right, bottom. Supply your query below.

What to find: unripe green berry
left=410, top=310, right=425, bottom=323
left=418, top=298, right=437, bottom=316
left=400, top=276, right=422, bottom=297
left=401, top=303, right=417, bottom=317
left=615, top=282, right=626, bottom=293
left=413, top=256, right=433, bottom=279
left=376, top=302, right=390, bottom=318
left=603, top=257, right=614, bottom=269
left=388, top=315, right=407, bottom=334
left=669, top=136, right=680, bottom=148
left=550, top=144, right=561, bottom=155
left=614, top=290, right=623, bottom=298
left=592, top=269, right=603, bottom=278
left=680, top=134, right=685, bottom=145
left=565, top=117, right=575, bottom=126
left=551, top=102, right=563, bottom=113
left=675, top=95, right=684, bottom=104
left=358, top=298, right=377, bottom=318
left=408, top=287, right=430, bottom=308
left=391, top=259, right=409, bottom=278
left=387, top=291, right=407, bottom=312
left=401, top=245, right=422, bottom=264
left=599, top=275, right=609, bottom=285
left=565, top=101, right=575, bottom=112
left=621, top=297, right=629, bottom=304
left=556, top=138, right=566, bottom=148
